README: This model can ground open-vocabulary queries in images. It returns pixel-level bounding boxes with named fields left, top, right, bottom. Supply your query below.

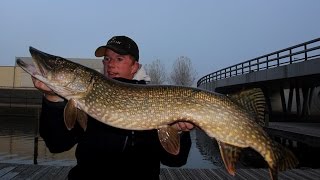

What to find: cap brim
left=95, top=46, right=106, bottom=57
left=94, top=45, right=129, bottom=57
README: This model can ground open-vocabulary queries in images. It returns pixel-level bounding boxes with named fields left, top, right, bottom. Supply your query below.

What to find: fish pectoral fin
left=77, top=110, right=88, bottom=131
left=157, top=125, right=180, bottom=155
left=217, top=141, right=242, bottom=176
left=64, top=99, right=78, bottom=130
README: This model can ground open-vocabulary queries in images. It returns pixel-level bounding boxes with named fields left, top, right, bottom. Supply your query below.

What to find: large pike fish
left=17, top=47, right=298, bottom=180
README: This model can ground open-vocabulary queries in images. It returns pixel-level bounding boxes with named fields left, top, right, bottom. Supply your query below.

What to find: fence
left=197, top=37, right=320, bottom=87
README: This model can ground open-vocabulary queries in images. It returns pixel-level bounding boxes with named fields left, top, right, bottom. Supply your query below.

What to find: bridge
left=196, top=37, right=320, bottom=150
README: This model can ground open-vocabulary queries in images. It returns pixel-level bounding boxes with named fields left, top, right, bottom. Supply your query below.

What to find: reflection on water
left=0, top=114, right=76, bottom=166
left=170, top=129, right=222, bottom=169
left=194, top=128, right=224, bottom=168
left=0, top=112, right=220, bottom=168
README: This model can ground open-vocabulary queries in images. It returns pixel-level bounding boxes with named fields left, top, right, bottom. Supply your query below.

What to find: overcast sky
left=1, top=0, right=319, bottom=78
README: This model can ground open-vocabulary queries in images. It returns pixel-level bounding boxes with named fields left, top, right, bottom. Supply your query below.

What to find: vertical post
left=304, top=44, right=307, bottom=61
left=279, top=86, right=287, bottom=121
left=287, top=82, right=294, bottom=113
left=295, top=86, right=301, bottom=117
left=301, top=87, right=310, bottom=118
left=33, top=107, right=39, bottom=165
left=241, top=63, right=244, bottom=74
left=289, top=49, right=293, bottom=64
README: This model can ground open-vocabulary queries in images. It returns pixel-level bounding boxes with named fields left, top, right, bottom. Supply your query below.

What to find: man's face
left=102, top=49, right=139, bottom=79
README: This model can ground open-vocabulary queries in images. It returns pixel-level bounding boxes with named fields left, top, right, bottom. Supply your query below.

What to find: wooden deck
left=0, top=163, right=319, bottom=180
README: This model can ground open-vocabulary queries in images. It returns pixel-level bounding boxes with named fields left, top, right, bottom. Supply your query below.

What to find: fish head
left=16, top=46, right=94, bottom=99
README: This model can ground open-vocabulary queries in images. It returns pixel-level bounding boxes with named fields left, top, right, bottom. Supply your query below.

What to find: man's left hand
left=171, top=122, right=194, bottom=132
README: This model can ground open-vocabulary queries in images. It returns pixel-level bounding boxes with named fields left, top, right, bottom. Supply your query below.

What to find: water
left=0, top=113, right=220, bottom=168
left=163, top=129, right=223, bottom=169
left=0, top=115, right=77, bottom=166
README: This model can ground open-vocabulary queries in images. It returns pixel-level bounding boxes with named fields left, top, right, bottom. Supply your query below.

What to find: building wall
left=0, top=67, right=15, bottom=88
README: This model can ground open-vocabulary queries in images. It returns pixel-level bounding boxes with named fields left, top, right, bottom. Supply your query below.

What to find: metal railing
left=197, top=37, right=320, bottom=87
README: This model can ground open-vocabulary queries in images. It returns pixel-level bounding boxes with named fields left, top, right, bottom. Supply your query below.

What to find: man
left=33, top=35, right=193, bottom=179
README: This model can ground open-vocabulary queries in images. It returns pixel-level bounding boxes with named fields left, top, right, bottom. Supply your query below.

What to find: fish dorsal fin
left=157, top=125, right=180, bottom=155
left=228, top=88, right=266, bottom=126
left=217, top=141, right=242, bottom=176
left=64, top=98, right=78, bottom=130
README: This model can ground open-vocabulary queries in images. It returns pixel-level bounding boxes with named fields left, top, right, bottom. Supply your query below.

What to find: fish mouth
left=16, top=58, right=38, bottom=77
left=16, top=46, right=54, bottom=79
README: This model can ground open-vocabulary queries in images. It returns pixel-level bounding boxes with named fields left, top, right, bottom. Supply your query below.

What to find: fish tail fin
left=269, top=168, right=278, bottom=180
left=267, top=142, right=299, bottom=179
left=228, top=88, right=266, bottom=126
left=276, top=143, right=299, bottom=171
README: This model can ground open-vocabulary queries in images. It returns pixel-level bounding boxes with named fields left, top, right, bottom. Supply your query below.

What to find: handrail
left=197, top=37, right=320, bottom=87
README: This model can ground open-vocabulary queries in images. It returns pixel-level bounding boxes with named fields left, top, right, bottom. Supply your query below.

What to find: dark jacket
left=39, top=78, right=192, bottom=180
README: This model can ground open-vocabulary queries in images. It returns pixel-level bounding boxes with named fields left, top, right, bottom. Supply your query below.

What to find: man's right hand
left=32, top=77, right=64, bottom=102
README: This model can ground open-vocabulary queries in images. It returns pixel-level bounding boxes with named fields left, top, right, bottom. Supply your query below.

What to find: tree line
left=144, top=56, right=197, bottom=87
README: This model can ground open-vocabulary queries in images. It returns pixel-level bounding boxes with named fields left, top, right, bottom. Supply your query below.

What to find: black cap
left=95, top=36, right=139, bottom=61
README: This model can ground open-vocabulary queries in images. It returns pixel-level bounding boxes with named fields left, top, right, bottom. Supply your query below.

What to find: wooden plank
left=0, top=163, right=320, bottom=180
left=189, top=169, right=212, bottom=180
left=281, top=169, right=311, bottom=180
left=28, top=165, right=51, bottom=180
left=160, top=168, right=173, bottom=180
left=236, top=168, right=265, bottom=180
left=168, top=168, right=188, bottom=180
left=308, top=169, right=320, bottom=178
left=38, top=166, right=64, bottom=180
left=54, top=166, right=71, bottom=180
left=13, top=164, right=43, bottom=179
left=242, top=168, right=269, bottom=180
left=278, top=170, right=295, bottom=180
left=1, top=164, right=29, bottom=180
left=207, top=168, right=234, bottom=180
left=289, top=169, right=320, bottom=180
left=180, top=169, right=199, bottom=180
left=202, top=169, right=225, bottom=180
left=0, top=166, right=16, bottom=177
left=1, top=170, right=19, bottom=179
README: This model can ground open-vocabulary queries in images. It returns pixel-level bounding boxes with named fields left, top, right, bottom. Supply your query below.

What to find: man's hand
left=32, top=77, right=64, bottom=102
left=171, top=122, right=194, bottom=132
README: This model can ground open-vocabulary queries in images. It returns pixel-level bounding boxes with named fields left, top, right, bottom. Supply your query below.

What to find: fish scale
left=16, top=46, right=299, bottom=180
